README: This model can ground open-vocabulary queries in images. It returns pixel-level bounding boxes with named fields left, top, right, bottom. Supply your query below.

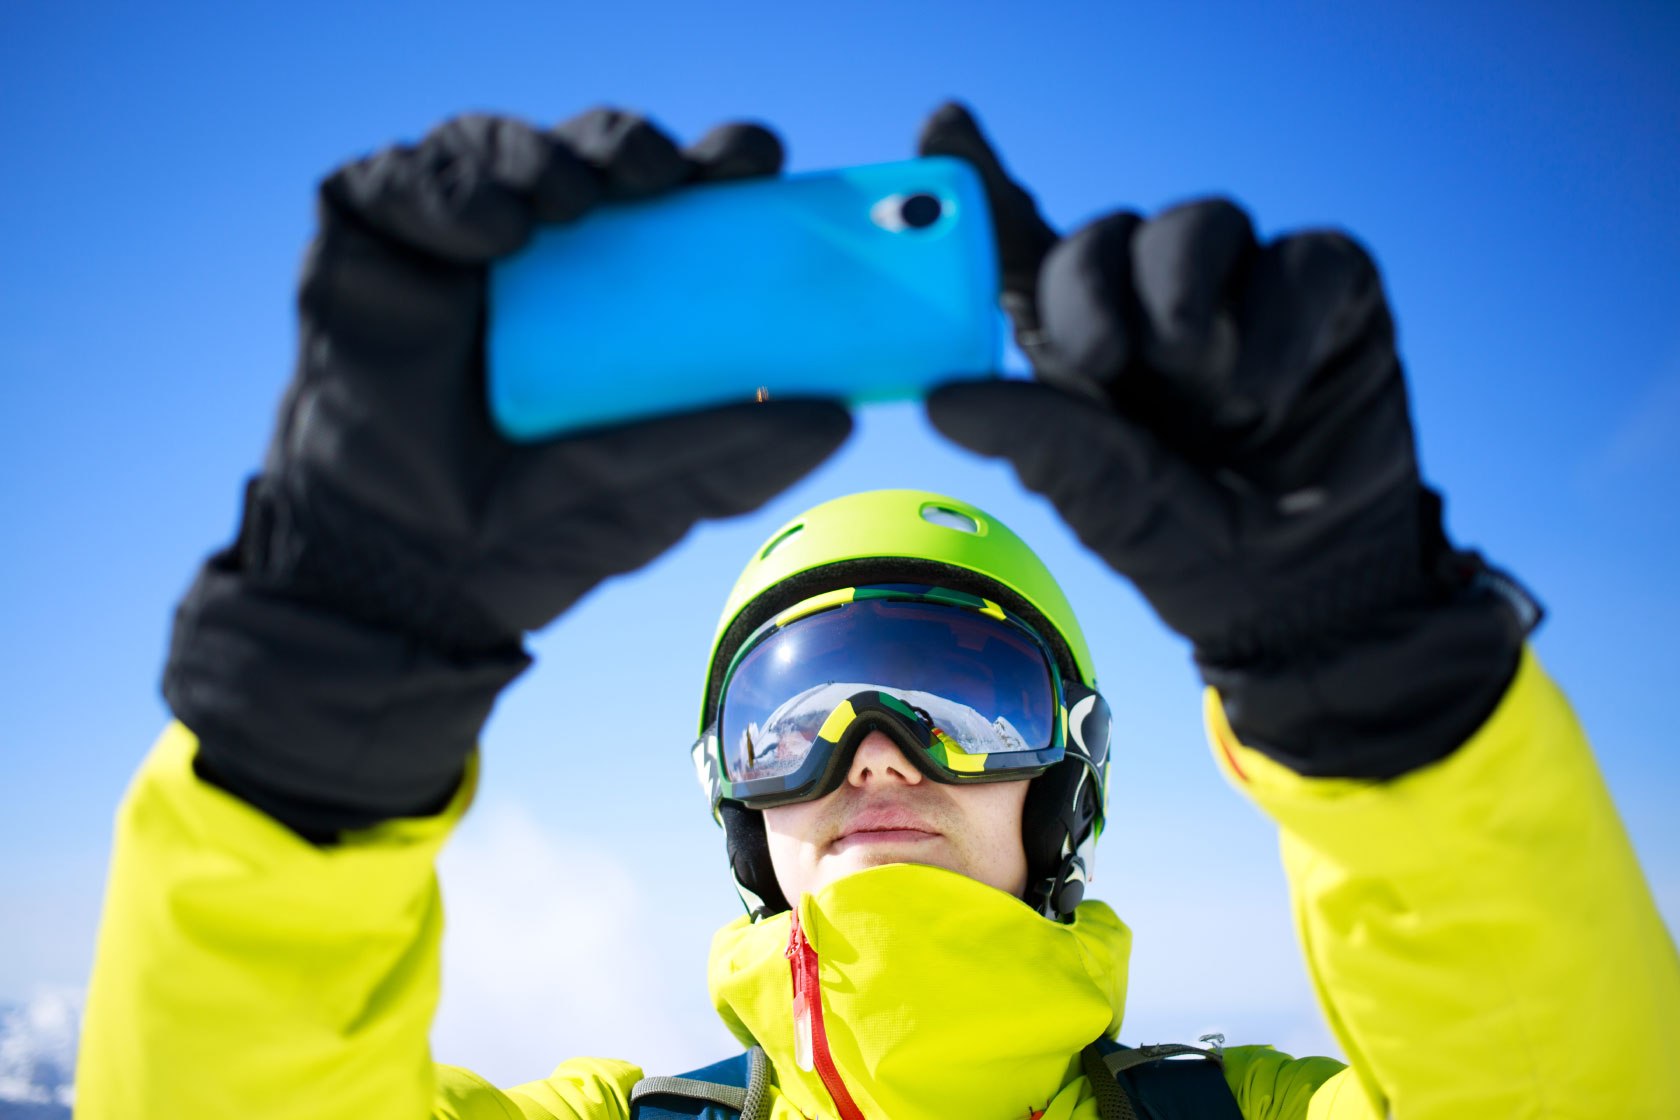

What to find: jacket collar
left=708, top=863, right=1131, bottom=1120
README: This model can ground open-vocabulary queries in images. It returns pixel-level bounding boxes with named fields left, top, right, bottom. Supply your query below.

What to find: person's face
left=762, top=729, right=1031, bottom=903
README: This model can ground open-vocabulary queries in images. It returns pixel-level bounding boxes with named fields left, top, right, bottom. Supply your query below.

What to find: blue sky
left=2, top=0, right=1677, bottom=1078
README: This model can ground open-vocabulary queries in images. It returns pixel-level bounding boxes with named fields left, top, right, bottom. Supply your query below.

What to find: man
left=75, top=104, right=1679, bottom=1117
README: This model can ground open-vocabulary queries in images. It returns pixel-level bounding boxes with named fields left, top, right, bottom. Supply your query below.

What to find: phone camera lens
left=900, top=193, right=943, bottom=229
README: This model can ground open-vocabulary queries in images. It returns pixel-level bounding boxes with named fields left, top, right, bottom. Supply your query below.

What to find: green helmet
left=697, top=489, right=1111, bottom=920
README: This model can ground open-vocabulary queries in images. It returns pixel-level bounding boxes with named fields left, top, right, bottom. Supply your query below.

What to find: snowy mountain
left=0, top=992, right=77, bottom=1120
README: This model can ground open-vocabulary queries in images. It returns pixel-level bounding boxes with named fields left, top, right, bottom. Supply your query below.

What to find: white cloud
left=431, top=803, right=737, bottom=1088
left=0, top=987, right=81, bottom=1109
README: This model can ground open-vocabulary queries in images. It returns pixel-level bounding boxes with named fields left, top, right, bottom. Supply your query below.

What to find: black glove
left=164, top=110, right=851, bottom=838
left=921, top=104, right=1537, bottom=778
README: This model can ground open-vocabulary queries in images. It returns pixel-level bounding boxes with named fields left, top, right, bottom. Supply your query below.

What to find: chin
left=826, top=850, right=962, bottom=886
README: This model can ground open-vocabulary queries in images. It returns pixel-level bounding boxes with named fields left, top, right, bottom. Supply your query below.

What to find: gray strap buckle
left=1102, top=1036, right=1226, bottom=1076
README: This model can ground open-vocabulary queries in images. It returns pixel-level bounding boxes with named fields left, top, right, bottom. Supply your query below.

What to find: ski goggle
left=693, top=585, right=1110, bottom=812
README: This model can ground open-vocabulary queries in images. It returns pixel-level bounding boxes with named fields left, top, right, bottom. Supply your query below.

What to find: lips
left=833, top=807, right=941, bottom=849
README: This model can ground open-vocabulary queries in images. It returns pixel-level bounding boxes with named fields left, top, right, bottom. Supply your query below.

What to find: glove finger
left=1037, top=210, right=1144, bottom=393
left=477, top=399, right=853, bottom=629
left=554, top=107, right=688, bottom=200
left=1042, top=208, right=1264, bottom=455
left=685, top=122, right=785, bottom=182
left=917, top=102, right=1058, bottom=300
left=526, top=136, right=603, bottom=225
left=926, top=379, right=1231, bottom=568
left=1230, top=231, right=1392, bottom=445
left=322, top=114, right=563, bottom=263
left=1130, top=198, right=1258, bottom=429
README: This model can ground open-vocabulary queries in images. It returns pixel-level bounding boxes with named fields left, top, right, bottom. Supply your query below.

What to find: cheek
left=966, top=778, right=1030, bottom=831
left=762, top=801, right=818, bottom=847
left=761, top=802, right=822, bottom=899
left=955, top=780, right=1031, bottom=891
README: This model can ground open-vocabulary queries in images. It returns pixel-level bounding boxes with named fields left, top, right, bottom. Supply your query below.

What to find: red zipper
left=786, top=908, right=868, bottom=1120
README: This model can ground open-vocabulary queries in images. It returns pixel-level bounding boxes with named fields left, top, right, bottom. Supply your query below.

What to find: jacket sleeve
left=1207, top=648, right=1680, bottom=1118
left=1219, top=1046, right=1359, bottom=1120
left=75, top=723, right=640, bottom=1120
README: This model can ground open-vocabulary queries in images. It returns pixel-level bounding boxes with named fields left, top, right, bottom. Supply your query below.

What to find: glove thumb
left=917, top=102, right=1057, bottom=298
left=476, top=398, right=853, bottom=632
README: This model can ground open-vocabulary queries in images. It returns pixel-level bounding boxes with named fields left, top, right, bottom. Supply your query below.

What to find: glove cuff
left=1200, top=555, right=1541, bottom=779
left=163, top=545, right=531, bottom=840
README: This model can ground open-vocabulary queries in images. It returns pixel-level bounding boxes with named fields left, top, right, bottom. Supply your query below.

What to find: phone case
left=486, top=156, right=1000, bottom=440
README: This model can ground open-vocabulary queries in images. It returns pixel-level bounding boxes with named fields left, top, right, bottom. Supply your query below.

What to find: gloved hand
left=165, top=110, right=851, bottom=838
left=920, top=104, right=1537, bottom=778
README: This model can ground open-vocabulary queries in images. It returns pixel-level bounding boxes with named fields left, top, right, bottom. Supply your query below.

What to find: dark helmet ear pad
left=719, top=800, right=789, bottom=918
left=1020, top=755, right=1102, bottom=915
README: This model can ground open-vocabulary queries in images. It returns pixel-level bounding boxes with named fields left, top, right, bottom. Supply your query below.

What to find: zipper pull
left=787, top=909, right=815, bottom=1072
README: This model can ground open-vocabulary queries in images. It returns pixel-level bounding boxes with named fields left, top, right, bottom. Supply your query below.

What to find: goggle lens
left=717, top=595, right=1059, bottom=794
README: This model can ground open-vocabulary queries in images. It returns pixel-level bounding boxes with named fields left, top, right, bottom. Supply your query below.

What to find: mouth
left=831, top=809, right=941, bottom=852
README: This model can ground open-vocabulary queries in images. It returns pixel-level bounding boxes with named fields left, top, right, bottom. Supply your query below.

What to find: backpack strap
left=628, top=1046, right=770, bottom=1120
left=1080, top=1045, right=1140, bottom=1120
left=1084, top=1037, right=1243, bottom=1120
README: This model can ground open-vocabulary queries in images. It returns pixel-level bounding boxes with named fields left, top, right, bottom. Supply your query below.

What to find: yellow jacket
left=76, top=650, right=1680, bottom=1117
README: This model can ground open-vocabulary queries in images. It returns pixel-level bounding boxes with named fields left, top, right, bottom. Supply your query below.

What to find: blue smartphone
left=486, top=156, right=1000, bottom=441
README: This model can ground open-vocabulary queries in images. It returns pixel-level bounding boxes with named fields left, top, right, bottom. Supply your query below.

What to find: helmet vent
left=759, top=523, right=805, bottom=560
left=920, top=504, right=980, bottom=534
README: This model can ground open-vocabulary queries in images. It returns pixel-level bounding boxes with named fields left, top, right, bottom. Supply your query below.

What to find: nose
left=847, top=730, right=924, bottom=788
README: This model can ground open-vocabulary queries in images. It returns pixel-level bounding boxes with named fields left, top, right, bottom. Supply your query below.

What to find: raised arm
left=76, top=109, right=850, bottom=1120
left=922, top=102, right=1680, bottom=1118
